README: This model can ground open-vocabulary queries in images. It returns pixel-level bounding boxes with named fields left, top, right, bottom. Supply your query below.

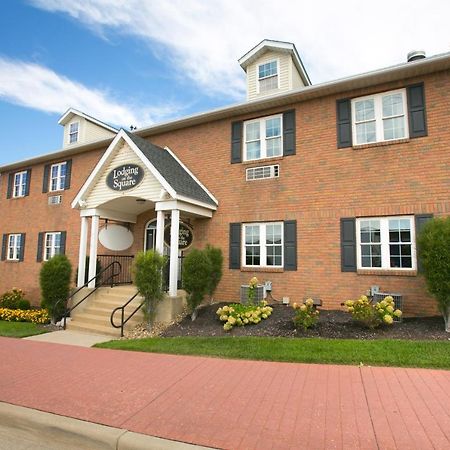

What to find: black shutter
left=283, top=220, right=297, bottom=271
left=1, top=234, right=7, bottom=261
left=37, top=232, right=44, bottom=262
left=229, top=223, right=241, bottom=269
left=24, top=169, right=32, bottom=197
left=407, top=83, right=427, bottom=138
left=19, top=233, right=26, bottom=262
left=6, top=173, right=14, bottom=199
left=64, top=160, right=72, bottom=190
left=341, top=218, right=357, bottom=272
left=336, top=99, right=352, bottom=148
left=231, top=121, right=242, bottom=164
left=42, top=164, right=50, bottom=193
left=415, top=214, right=433, bottom=272
left=283, top=110, right=296, bottom=156
left=60, top=231, right=67, bottom=255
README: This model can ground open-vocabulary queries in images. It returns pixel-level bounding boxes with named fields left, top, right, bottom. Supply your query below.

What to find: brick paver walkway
left=0, top=337, right=449, bottom=449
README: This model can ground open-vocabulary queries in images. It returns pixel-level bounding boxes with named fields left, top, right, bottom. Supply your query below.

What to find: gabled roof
left=239, top=39, right=311, bottom=86
left=58, top=108, right=119, bottom=133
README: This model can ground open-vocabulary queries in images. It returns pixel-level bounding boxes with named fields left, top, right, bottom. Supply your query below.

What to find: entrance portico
left=71, top=129, right=218, bottom=297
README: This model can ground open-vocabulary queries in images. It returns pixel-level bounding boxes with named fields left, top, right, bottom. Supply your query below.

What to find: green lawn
left=95, top=336, right=450, bottom=369
left=0, top=321, right=51, bottom=338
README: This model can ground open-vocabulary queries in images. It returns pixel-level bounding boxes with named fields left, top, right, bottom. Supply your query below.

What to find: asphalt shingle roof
left=124, top=130, right=216, bottom=206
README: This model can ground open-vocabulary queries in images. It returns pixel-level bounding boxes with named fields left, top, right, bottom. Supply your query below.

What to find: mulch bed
left=161, top=302, right=449, bottom=340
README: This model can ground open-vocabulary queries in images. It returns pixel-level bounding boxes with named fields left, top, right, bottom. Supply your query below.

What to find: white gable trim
left=71, top=130, right=177, bottom=209
left=164, top=146, right=219, bottom=206
left=58, top=108, right=118, bottom=133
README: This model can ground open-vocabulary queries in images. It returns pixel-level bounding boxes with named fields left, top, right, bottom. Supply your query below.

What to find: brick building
left=1, top=40, right=449, bottom=328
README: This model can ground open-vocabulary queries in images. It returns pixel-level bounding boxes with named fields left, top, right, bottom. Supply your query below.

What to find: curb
left=0, top=402, right=213, bottom=450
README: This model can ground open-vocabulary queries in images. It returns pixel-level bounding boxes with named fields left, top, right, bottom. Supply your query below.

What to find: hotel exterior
left=1, top=40, right=449, bottom=333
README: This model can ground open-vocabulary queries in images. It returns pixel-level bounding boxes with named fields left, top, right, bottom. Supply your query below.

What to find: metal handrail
left=110, top=292, right=144, bottom=337
left=55, top=261, right=122, bottom=328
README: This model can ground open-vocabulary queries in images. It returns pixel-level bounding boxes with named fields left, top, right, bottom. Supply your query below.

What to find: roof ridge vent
left=407, top=50, right=426, bottom=62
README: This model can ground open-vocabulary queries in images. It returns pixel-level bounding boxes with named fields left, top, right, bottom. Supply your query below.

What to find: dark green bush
left=133, top=250, right=166, bottom=328
left=40, top=254, right=72, bottom=321
left=183, top=249, right=212, bottom=316
left=205, top=245, right=223, bottom=300
left=17, top=299, right=31, bottom=310
left=417, top=216, right=450, bottom=332
left=0, top=288, right=28, bottom=310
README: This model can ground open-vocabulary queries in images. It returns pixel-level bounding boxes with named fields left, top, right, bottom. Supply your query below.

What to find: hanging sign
left=106, top=164, right=144, bottom=191
left=164, top=222, right=194, bottom=250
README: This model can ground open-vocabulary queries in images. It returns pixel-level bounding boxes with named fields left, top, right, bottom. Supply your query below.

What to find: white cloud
left=31, top=0, right=450, bottom=100
left=0, top=56, right=185, bottom=127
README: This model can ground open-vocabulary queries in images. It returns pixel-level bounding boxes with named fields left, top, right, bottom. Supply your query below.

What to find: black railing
left=163, top=255, right=184, bottom=292
left=98, top=255, right=134, bottom=284
left=55, top=261, right=122, bottom=329
left=110, top=292, right=144, bottom=337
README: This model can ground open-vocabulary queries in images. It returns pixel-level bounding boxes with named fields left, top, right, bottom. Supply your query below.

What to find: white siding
left=63, top=117, right=116, bottom=148
left=85, top=142, right=163, bottom=208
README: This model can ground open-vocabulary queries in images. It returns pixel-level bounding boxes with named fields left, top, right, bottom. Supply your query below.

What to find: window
left=356, top=216, right=415, bottom=270
left=7, top=234, right=22, bottom=261
left=13, top=171, right=27, bottom=198
left=258, top=60, right=278, bottom=92
left=246, top=164, right=279, bottom=181
left=352, top=89, right=408, bottom=144
left=44, top=232, right=61, bottom=261
left=244, top=115, right=282, bottom=161
left=50, top=162, right=67, bottom=192
left=69, top=122, right=79, bottom=144
left=243, top=222, right=283, bottom=267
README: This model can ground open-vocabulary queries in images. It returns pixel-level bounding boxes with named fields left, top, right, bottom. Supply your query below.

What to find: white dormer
left=239, top=40, right=311, bottom=101
left=58, top=108, right=118, bottom=148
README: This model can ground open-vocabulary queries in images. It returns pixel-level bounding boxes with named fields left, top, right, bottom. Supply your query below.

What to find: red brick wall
left=1, top=70, right=449, bottom=316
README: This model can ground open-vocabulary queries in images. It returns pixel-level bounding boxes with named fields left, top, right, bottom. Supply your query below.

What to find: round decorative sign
left=99, top=224, right=134, bottom=251
left=106, top=164, right=144, bottom=191
left=164, top=222, right=193, bottom=250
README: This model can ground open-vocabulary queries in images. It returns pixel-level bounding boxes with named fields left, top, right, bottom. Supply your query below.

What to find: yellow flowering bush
left=247, top=276, right=259, bottom=304
left=292, top=298, right=320, bottom=330
left=0, top=288, right=30, bottom=310
left=344, top=295, right=402, bottom=329
left=216, top=301, right=273, bottom=331
left=0, top=308, right=50, bottom=324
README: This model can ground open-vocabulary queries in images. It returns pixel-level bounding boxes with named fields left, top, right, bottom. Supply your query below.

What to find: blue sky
left=0, top=0, right=449, bottom=165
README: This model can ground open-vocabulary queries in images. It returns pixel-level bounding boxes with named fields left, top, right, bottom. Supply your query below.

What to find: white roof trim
left=71, top=130, right=177, bottom=209
left=164, top=146, right=219, bottom=206
left=58, top=108, right=118, bottom=133
left=238, top=39, right=311, bottom=85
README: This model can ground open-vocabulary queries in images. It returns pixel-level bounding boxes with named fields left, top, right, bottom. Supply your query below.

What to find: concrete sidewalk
left=0, top=337, right=449, bottom=449
left=24, top=329, right=112, bottom=347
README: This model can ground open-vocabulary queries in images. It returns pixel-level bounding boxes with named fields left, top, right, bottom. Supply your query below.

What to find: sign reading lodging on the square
left=164, top=222, right=194, bottom=250
left=106, top=164, right=144, bottom=191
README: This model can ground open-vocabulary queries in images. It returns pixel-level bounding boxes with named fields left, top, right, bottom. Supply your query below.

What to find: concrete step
left=79, top=304, right=144, bottom=318
left=66, top=322, right=121, bottom=337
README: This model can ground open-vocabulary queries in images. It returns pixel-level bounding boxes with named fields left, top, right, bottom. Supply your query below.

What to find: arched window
left=144, top=220, right=157, bottom=251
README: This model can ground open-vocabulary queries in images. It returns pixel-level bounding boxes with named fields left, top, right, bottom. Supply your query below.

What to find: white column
left=155, top=210, right=165, bottom=255
left=88, top=215, right=100, bottom=288
left=77, top=216, right=89, bottom=287
left=169, top=209, right=180, bottom=297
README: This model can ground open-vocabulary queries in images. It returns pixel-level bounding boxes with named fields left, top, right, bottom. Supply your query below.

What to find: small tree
left=417, top=217, right=450, bottom=332
left=133, top=250, right=166, bottom=330
left=183, top=249, right=212, bottom=320
left=40, top=255, right=72, bottom=323
left=205, top=245, right=223, bottom=302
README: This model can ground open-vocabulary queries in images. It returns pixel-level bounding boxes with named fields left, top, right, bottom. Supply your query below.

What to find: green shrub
left=292, top=299, right=320, bottom=330
left=0, top=288, right=28, bottom=310
left=40, top=255, right=72, bottom=322
left=205, top=245, right=223, bottom=300
left=216, top=301, right=273, bottom=331
left=133, top=250, right=166, bottom=328
left=417, top=216, right=450, bottom=331
left=183, top=249, right=212, bottom=316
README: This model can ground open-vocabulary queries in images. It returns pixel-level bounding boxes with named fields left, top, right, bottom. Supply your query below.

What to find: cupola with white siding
left=239, top=39, right=311, bottom=101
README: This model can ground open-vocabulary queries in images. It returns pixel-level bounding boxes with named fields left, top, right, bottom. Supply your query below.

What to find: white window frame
left=257, top=59, right=279, bottom=93
left=69, top=121, right=79, bottom=144
left=351, top=89, right=409, bottom=145
left=13, top=171, right=27, bottom=198
left=243, top=114, right=283, bottom=162
left=7, top=234, right=22, bottom=261
left=356, top=216, right=416, bottom=271
left=242, top=222, right=284, bottom=268
left=49, top=162, right=67, bottom=192
left=44, top=232, right=62, bottom=261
